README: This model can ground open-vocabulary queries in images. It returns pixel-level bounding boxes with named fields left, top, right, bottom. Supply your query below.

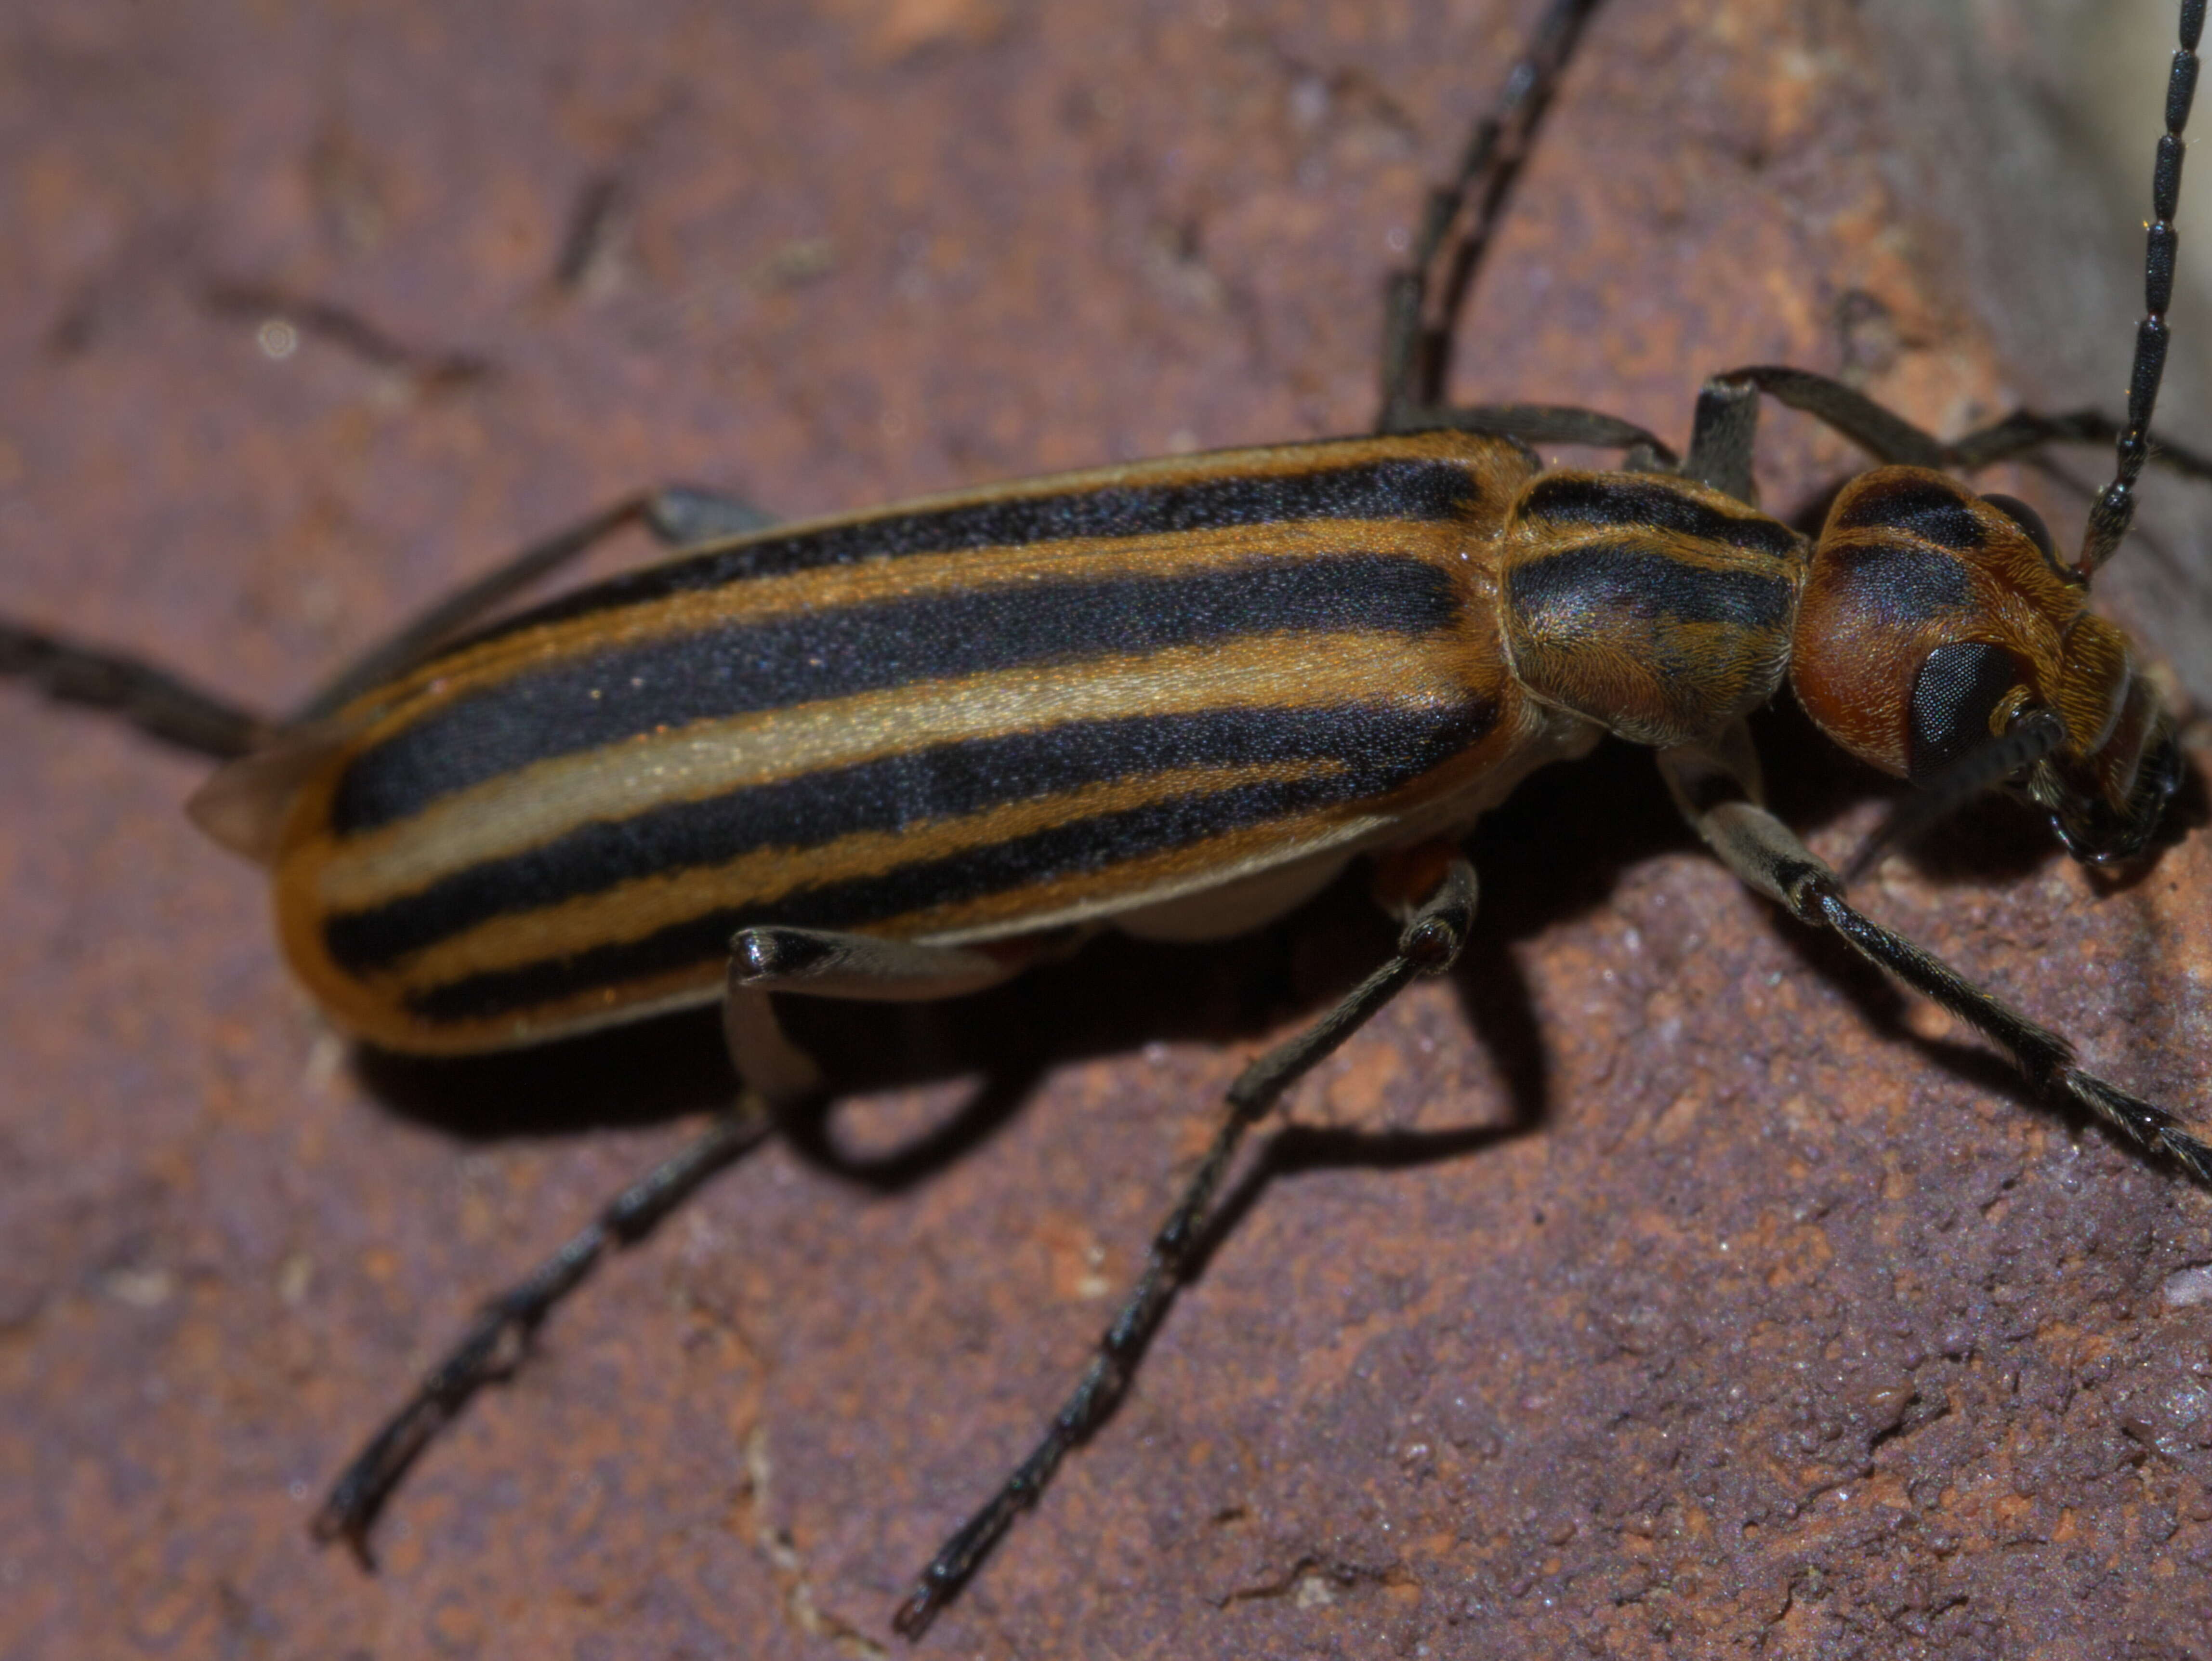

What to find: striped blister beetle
left=6, top=0, right=2212, bottom=1652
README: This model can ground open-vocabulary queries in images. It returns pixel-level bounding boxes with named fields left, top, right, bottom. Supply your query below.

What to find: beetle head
left=1788, top=466, right=2177, bottom=865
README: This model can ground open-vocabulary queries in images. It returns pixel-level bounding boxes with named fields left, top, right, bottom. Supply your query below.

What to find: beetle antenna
left=2079, top=0, right=2203, bottom=578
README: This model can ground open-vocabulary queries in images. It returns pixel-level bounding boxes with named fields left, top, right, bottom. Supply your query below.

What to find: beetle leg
left=892, top=854, right=1480, bottom=1638
left=1708, top=365, right=1950, bottom=468
left=1656, top=733, right=2212, bottom=1188
left=0, top=617, right=269, bottom=757
left=1385, top=399, right=1680, bottom=471
left=721, top=926, right=1076, bottom=1103
left=1397, top=370, right=2212, bottom=513
left=2, top=486, right=777, bottom=753
left=1945, top=407, right=2212, bottom=485
left=730, top=926, right=1042, bottom=1004
left=1377, top=0, right=1606, bottom=429
left=311, top=1095, right=774, bottom=1564
left=642, top=484, right=777, bottom=546
left=295, top=485, right=772, bottom=722
left=1692, top=368, right=2212, bottom=502
left=1680, top=376, right=1763, bottom=504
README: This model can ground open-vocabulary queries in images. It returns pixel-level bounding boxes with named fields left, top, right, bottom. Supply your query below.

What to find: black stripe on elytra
left=1827, top=473, right=1985, bottom=554
left=332, top=552, right=1462, bottom=835
left=1507, top=540, right=1796, bottom=633
left=1519, top=475, right=1800, bottom=561
left=397, top=726, right=1481, bottom=1028
left=326, top=698, right=1494, bottom=976
left=453, top=453, right=1491, bottom=649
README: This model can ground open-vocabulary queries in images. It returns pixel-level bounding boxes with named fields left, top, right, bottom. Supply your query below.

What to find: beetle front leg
left=1656, top=732, right=2212, bottom=1187
left=891, top=851, right=1480, bottom=1639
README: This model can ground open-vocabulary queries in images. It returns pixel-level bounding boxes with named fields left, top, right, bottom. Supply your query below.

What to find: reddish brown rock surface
left=4, top=2, right=2211, bottom=1657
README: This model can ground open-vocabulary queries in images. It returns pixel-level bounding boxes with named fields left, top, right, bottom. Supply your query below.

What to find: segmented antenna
left=2080, top=0, right=2204, bottom=577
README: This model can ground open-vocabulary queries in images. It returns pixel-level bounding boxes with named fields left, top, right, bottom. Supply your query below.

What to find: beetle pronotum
left=13, top=0, right=2212, bottom=1654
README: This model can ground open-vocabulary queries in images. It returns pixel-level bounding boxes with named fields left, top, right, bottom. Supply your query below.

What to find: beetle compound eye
left=1908, top=641, right=2024, bottom=784
left=1979, top=492, right=2061, bottom=568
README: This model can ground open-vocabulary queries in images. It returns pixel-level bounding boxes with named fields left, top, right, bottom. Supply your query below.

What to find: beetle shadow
left=354, top=893, right=1564, bottom=1198
left=1189, top=1119, right=1531, bottom=1280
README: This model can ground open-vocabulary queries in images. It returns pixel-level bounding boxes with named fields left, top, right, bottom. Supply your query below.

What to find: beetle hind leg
left=310, top=1096, right=774, bottom=1562
left=1, top=484, right=777, bottom=758
left=0, top=617, right=270, bottom=758
left=891, top=853, right=1481, bottom=1638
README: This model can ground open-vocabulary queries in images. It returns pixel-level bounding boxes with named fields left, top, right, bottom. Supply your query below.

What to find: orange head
left=1788, top=467, right=2177, bottom=863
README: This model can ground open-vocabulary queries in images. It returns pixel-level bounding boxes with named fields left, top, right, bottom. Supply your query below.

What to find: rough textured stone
left=4, top=2, right=2210, bottom=1658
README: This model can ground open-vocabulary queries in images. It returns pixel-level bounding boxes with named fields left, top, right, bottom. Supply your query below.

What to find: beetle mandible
left=4, top=3, right=2212, bottom=1661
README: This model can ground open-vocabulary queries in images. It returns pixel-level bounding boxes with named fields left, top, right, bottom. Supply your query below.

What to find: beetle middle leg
left=1378, top=0, right=1608, bottom=431
left=723, top=927, right=1077, bottom=1105
left=890, top=851, right=1481, bottom=1637
left=1656, top=730, right=2212, bottom=1188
